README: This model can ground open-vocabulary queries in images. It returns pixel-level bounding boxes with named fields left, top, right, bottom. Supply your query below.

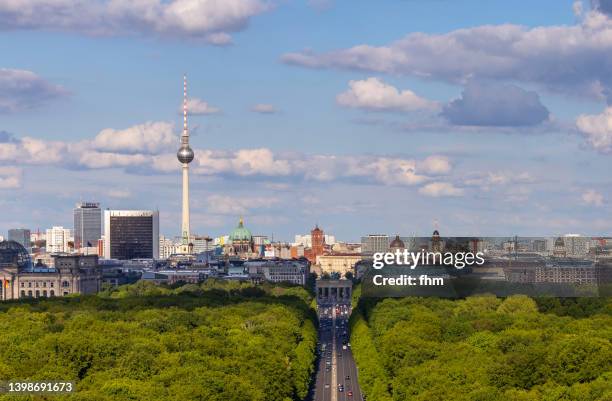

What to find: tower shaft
left=182, top=164, right=190, bottom=243
left=177, top=74, right=194, bottom=248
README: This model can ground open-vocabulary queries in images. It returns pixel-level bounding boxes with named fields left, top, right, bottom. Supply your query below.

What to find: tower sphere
left=177, top=145, right=194, bottom=164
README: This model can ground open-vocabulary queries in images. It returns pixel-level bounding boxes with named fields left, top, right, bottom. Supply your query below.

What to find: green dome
left=229, top=218, right=252, bottom=242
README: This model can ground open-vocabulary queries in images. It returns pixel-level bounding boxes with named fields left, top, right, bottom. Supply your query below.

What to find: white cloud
left=582, top=189, right=604, bottom=206
left=336, top=77, right=438, bottom=112
left=251, top=103, right=277, bottom=114
left=418, top=155, right=451, bottom=175
left=78, top=151, right=149, bottom=169
left=418, top=182, right=464, bottom=197
left=282, top=7, right=612, bottom=99
left=0, top=0, right=269, bottom=45
left=576, top=106, right=612, bottom=153
left=92, top=122, right=176, bottom=154
left=0, top=68, right=68, bottom=113
left=0, top=166, right=21, bottom=189
left=2, top=125, right=456, bottom=188
left=184, top=98, right=221, bottom=115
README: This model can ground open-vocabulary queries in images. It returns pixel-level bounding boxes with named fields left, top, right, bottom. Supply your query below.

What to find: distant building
left=159, top=235, right=179, bottom=260
left=8, top=228, right=31, bottom=252
left=536, top=260, right=599, bottom=284
left=562, top=235, right=589, bottom=257
left=226, top=218, right=258, bottom=259
left=0, top=241, right=101, bottom=300
left=361, top=235, right=389, bottom=255
left=245, top=260, right=309, bottom=286
left=192, top=236, right=214, bottom=254
left=317, top=253, right=362, bottom=275
left=103, top=210, right=159, bottom=260
left=74, top=202, right=102, bottom=250
left=389, top=235, right=405, bottom=252
left=46, top=226, right=72, bottom=254
left=305, top=225, right=326, bottom=264
left=293, top=233, right=336, bottom=248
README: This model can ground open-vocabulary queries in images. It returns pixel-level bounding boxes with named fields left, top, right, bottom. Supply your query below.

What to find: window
left=20, top=282, right=24, bottom=288
left=50, top=290, right=55, bottom=297
left=21, top=290, right=25, bottom=298
left=27, top=290, right=32, bottom=297
left=43, top=290, right=47, bottom=297
left=50, top=282, right=54, bottom=288
left=28, top=282, right=32, bottom=288
left=35, top=290, right=40, bottom=297
left=62, top=281, right=70, bottom=288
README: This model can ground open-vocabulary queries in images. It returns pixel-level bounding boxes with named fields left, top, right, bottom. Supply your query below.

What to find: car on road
left=346, top=375, right=350, bottom=380
left=348, top=390, right=353, bottom=396
left=324, top=384, right=330, bottom=389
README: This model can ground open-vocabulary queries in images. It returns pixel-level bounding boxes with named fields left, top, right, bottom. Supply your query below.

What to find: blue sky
left=0, top=0, right=610, bottom=241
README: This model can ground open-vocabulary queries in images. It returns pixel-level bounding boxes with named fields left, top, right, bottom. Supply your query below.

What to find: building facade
left=317, top=253, right=362, bottom=275
left=103, top=210, right=159, bottom=260
left=0, top=241, right=101, bottom=300
left=361, top=235, right=390, bottom=255
left=46, top=226, right=72, bottom=254
left=74, top=202, right=102, bottom=250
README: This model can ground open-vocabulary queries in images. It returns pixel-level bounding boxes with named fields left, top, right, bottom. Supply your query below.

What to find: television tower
left=177, top=74, right=194, bottom=250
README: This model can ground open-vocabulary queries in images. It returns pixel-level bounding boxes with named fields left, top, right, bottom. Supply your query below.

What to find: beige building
left=316, top=253, right=362, bottom=275
left=0, top=241, right=101, bottom=300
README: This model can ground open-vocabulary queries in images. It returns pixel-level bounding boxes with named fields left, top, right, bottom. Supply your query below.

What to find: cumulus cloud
left=1, top=124, right=456, bottom=188
left=92, top=122, right=177, bottom=154
left=418, top=182, right=464, bottom=197
left=336, top=77, right=438, bottom=112
left=0, top=68, right=68, bottom=113
left=0, top=166, right=21, bottom=189
left=441, top=82, right=550, bottom=126
left=183, top=98, right=221, bottom=115
left=0, top=0, right=269, bottom=45
left=250, top=103, right=277, bottom=114
left=282, top=7, right=612, bottom=99
left=582, top=189, right=604, bottom=206
left=576, top=106, right=612, bottom=152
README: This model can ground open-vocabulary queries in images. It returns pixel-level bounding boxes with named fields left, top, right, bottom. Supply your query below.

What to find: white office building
left=46, top=226, right=72, bottom=254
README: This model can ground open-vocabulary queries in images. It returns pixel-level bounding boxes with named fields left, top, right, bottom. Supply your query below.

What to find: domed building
left=553, top=237, right=566, bottom=258
left=227, top=218, right=255, bottom=257
left=389, top=235, right=405, bottom=252
left=0, top=240, right=32, bottom=271
left=431, top=229, right=443, bottom=252
left=0, top=240, right=101, bottom=300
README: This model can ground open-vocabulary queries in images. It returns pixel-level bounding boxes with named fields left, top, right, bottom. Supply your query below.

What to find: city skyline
left=0, top=0, right=611, bottom=240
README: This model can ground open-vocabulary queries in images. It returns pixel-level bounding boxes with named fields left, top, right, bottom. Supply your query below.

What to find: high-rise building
left=73, top=202, right=102, bottom=249
left=177, top=75, right=195, bottom=254
left=46, top=227, right=72, bottom=254
left=103, top=210, right=159, bottom=260
left=8, top=228, right=31, bottom=252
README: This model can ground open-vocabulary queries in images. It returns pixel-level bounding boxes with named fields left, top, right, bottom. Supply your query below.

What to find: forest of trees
left=350, top=295, right=611, bottom=401
left=0, top=280, right=318, bottom=401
